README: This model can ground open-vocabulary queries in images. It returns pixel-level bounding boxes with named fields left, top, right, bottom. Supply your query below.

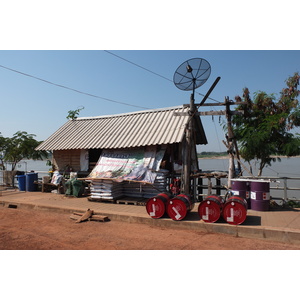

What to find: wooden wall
left=52, top=149, right=81, bottom=172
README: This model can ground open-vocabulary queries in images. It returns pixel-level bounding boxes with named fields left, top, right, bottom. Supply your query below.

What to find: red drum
left=198, top=195, right=225, bottom=223
left=167, top=194, right=194, bottom=221
left=222, top=196, right=248, bottom=225
left=146, top=193, right=171, bottom=219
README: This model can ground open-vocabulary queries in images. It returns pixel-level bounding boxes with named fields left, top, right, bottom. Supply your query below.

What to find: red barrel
left=250, top=180, right=270, bottom=211
left=231, top=179, right=251, bottom=208
left=222, top=196, right=248, bottom=225
left=198, top=195, right=225, bottom=223
left=167, top=194, right=194, bottom=221
left=146, top=193, right=171, bottom=219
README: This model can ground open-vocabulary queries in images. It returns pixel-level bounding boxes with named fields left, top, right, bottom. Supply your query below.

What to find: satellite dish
left=173, top=58, right=211, bottom=92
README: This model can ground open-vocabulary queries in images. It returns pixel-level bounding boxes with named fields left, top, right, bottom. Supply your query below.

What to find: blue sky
left=1, top=50, right=299, bottom=152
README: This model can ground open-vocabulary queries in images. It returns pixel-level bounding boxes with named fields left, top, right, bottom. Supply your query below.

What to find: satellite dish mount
left=173, top=58, right=212, bottom=111
left=173, top=58, right=214, bottom=195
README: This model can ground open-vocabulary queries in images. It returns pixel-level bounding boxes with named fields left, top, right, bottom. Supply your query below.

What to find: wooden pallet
left=116, top=199, right=138, bottom=205
left=137, top=199, right=148, bottom=206
left=88, top=197, right=116, bottom=204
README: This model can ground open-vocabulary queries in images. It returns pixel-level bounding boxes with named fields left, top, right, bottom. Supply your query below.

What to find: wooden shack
left=36, top=106, right=207, bottom=197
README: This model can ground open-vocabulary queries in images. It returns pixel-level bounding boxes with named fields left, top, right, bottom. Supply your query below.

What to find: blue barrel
left=17, top=175, right=26, bottom=191
left=26, top=173, right=38, bottom=191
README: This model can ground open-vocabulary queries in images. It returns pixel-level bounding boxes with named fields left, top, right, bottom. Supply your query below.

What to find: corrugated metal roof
left=36, top=106, right=207, bottom=151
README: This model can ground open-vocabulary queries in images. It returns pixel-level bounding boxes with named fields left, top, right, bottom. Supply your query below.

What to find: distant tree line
left=198, top=151, right=227, bottom=157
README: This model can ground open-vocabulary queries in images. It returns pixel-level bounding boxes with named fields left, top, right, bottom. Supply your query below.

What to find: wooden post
left=216, top=178, right=221, bottom=195
left=225, top=96, right=235, bottom=189
left=197, top=177, right=203, bottom=201
left=207, top=177, right=212, bottom=195
left=180, top=97, right=245, bottom=193
left=182, top=90, right=198, bottom=196
left=182, top=127, right=191, bottom=195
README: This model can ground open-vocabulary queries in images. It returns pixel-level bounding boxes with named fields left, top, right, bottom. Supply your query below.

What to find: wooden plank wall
left=52, top=149, right=81, bottom=172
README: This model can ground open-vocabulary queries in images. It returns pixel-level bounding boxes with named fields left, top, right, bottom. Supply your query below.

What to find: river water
left=15, top=156, right=300, bottom=176
left=7, top=157, right=300, bottom=201
left=199, top=157, right=300, bottom=201
left=199, top=157, right=300, bottom=177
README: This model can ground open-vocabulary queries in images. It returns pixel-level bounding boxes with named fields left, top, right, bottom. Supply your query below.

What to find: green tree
left=0, top=133, right=8, bottom=170
left=66, top=106, right=84, bottom=120
left=3, top=131, right=49, bottom=172
left=232, top=72, right=300, bottom=176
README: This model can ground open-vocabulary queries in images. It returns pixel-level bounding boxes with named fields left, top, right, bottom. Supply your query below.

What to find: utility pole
left=225, top=96, right=235, bottom=188
left=198, top=97, right=245, bottom=189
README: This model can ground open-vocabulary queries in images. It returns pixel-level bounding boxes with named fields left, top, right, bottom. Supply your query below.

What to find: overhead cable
left=104, top=50, right=172, bottom=82
left=0, top=64, right=150, bottom=110
left=104, top=50, right=222, bottom=103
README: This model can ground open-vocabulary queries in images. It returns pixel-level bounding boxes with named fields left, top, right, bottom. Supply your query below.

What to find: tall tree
left=232, top=72, right=300, bottom=176
left=3, top=131, right=49, bottom=171
left=0, top=133, right=8, bottom=170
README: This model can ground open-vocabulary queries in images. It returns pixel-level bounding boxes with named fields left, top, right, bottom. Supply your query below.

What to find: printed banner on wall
left=88, top=146, right=165, bottom=183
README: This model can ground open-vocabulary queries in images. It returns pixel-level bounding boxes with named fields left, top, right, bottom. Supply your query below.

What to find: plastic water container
left=26, top=173, right=38, bottom=191
left=17, top=175, right=26, bottom=191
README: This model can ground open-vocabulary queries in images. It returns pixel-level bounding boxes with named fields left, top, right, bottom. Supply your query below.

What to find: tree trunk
left=258, top=161, right=266, bottom=177
left=228, top=153, right=235, bottom=189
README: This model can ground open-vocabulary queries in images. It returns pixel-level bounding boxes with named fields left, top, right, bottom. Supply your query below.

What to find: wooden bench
left=42, top=178, right=65, bottom=193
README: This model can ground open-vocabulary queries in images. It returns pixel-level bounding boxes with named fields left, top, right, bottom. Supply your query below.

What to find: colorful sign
left=89, top=146, right=165, bottom=183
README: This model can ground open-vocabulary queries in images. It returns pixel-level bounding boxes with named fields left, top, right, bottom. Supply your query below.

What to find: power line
left=104, top=50, right=222, bottom=103
left=0, top=64, right=150, bottom=110
left=104, top=50, right=172, bottom=82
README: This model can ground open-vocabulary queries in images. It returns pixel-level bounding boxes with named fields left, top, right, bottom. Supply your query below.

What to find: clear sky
left=1, top=50, right=299, bottom=152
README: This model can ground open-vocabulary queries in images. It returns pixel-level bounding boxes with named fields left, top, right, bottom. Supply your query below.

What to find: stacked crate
left=123, top=170, right=169, bottom=198
left=89, top=179, right=124, bottom=201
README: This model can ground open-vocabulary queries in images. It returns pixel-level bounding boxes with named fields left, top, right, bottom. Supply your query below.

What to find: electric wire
left=104, top=50, right=222, bottom=103
left=104, top=50, right=172, bottom=82
left=0, top=64, right=150, bottom=110
left=0, top=51, right=222, bottom=110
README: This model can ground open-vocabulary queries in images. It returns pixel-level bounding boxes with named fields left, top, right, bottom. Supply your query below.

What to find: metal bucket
left=167, top=194, right=194, bottom=221
left=146, top=193, right=172, bottom=219
left=250, top=180, right=270, bottom=211
left=198, top=195, right=225, bottom=223
left=231, top=179, right=251, bottom=208
left=222, top=196, right=248, bottom=225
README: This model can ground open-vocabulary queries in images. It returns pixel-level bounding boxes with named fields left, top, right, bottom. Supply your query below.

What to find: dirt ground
left=0, top=206, right=299, bottom=250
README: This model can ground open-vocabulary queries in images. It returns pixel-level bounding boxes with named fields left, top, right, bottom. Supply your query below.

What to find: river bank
left=199, top=155, right=300, bottom=160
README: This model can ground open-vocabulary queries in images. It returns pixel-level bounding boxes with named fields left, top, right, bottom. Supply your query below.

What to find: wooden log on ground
left=70, top=215, right=80, bottom=221
left=89, top=215, right=109, bottom=222
left=70, top=210, right=109, bottom=222
left=73, top=212, right=84, bottom=216
left=75, top=209, right=93, bottom=223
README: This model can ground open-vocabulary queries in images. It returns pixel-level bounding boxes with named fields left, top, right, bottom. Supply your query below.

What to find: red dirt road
left=0, top=206, right=299, bottom=250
